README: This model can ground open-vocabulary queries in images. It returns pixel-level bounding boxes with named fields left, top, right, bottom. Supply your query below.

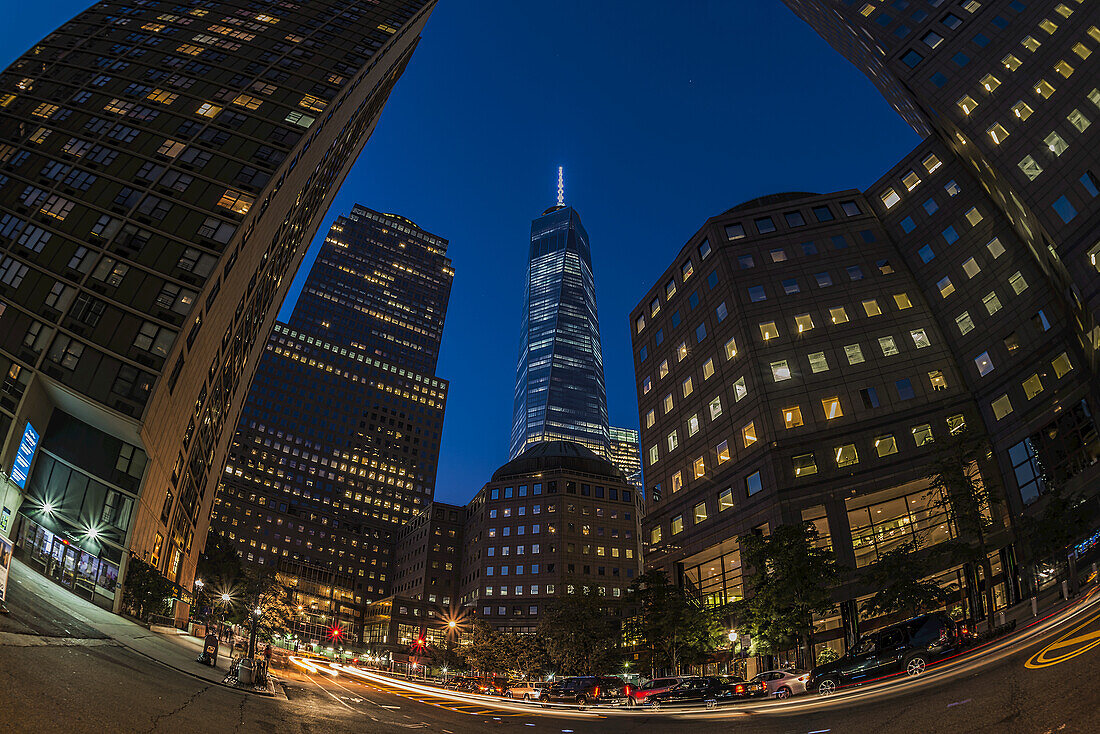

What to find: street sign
left=10, top=422, right=39, bottom=490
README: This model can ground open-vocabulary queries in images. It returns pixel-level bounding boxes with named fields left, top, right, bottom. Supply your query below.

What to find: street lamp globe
left=194, top=579, right=204, bottom=589
left=447, top=620, right=456, bottom=629
left=728, top=630, right=738, bottom=644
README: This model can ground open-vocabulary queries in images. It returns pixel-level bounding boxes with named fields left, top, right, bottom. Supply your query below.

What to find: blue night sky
left=2, top=2, right=920, bottom=506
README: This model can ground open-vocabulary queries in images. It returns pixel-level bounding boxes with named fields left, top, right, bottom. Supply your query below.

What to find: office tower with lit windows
left=510, top=178, right=610, bottom=461
left=609, top=425, right=644, bottom=494
left=0, top=0, right=438, bottom=613
left=212, top=206, right=452, bottom=643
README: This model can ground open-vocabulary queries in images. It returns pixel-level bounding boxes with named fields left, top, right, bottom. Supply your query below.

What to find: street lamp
left=221, top=593, right=231, bottom=603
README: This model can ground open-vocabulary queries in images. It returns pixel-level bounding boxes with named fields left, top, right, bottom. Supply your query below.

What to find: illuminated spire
left=557, top=166, right=564, bottom=207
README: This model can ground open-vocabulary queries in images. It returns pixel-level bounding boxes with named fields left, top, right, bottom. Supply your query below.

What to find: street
left=3, top=562, right=1100, bottom=733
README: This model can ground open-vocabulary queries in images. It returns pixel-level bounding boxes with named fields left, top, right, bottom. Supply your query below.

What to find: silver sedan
left=750, top=670, right=810, bottom=699
left=505, top=681, right=547, bottom=700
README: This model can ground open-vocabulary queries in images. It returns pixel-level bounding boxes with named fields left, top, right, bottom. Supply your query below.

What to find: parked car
left=505, top=680, right=547, bottom=700
left=539, top=676, right=628, bottom=706
left=476, top=677, right=509, bottom=695
left=721, top=677, right=769, bottom=700
left=750, top=670, right=810, bottom=699
left=626, top=676, right=682, bottom=706
left=810, top=613, right=960, bottom=696
left=450, top=677, right=481, bottom=692
left=645, top=677, right=726, bottom=707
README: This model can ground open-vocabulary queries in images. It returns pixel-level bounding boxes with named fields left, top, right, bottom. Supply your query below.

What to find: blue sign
left=11, top=422, right=39, bottom=490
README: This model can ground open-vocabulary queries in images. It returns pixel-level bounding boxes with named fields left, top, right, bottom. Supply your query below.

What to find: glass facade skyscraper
left=510, top=202, right=609, bottom=460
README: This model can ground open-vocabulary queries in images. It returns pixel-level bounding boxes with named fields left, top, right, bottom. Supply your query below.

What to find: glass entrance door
left=61, top=545, right=78, bottom=589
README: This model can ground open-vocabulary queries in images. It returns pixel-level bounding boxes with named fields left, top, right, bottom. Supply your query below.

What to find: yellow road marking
left=1026, top=610, right=1100, bottom=668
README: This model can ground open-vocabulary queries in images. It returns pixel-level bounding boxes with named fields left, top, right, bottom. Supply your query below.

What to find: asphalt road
left=3, top=572, right=1100, bottom=733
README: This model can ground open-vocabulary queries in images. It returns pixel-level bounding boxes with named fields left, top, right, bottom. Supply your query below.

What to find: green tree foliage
left=815, top=647, right=840, bottom=666
left=122, top=555, right=175, bottom=623
left=231, top=568, right=295, bottom=646
left=739, top=524, right=841, bottom=667
left=1016, top=482, right=1095, bottom=590
left=462, top=621, right=502, bottom=674
left=924, top=428, right=1000, bottom=630
left=537, top=586, right=621, bottom=675
left=625, top=570, right=722, bottom=676
left=194, top=528, right=244, bottom=624
left=858, top=539, right=951, bottom=620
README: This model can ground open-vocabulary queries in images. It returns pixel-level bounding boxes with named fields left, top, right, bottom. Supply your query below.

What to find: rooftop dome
left=491, top=440, right=623, bottom=482
left=722, top=191, right=820, bottom=216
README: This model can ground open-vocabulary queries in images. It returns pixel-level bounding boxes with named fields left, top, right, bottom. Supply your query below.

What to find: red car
left=626, top=676, right=683, bottom=706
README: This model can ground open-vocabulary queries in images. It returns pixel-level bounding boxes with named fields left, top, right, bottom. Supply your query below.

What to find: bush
left=815, top=647, right=840, bottom=666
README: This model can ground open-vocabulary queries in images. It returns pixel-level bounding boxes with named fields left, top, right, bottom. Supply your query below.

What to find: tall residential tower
left=0, top=0, right=437, bottom=613
left=510, top=172, right=610, bottom=460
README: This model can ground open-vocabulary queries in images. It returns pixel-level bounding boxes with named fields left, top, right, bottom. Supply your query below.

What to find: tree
left=499, top=633, right=548, bottom=678
left=924, top=428, right=1000, bottom=631
left=194, top=528, right=244, bottom=625
left=858, top=539, right=952, bottom=621
left=463, top=620, right=503, bottom=674
left=739, top=523, right=841, bottom=668
left=231, top=568, right=295, bottom=656
left=122, top=555, right=175, bottom=623
left=537, top=586, right=620, bottom=675
left=1015, top=481, right=1095, bottom=592
left=625, top=570, right=722, bottom=676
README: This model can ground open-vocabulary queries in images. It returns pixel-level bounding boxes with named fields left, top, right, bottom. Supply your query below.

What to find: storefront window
left=847, top=484, right=954, bottom=567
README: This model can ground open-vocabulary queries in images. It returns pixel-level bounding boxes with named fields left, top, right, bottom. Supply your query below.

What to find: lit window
left=759, top=322, right=779, bottom=340
left=965, top=207, right=983, bottom=226
left=875, top=435, right=898, bottom=457
left=922, top=153, right=942, bottom=173
left=719, top=488, right=734, bottom=512
left=1072, top=42, right=1092, bottom=61
left=1011, top=100, right=1034, bottom=120
left=903, top=170, right=922, bottom=190
left=643, top=376, right=652, bottom=394
left=879, top=336, right=899, bottom=356
left=987, top=237, right=1006, bottom=258
left=1034, top=79, right=1056, bottom=98
left=672, top=471, right=683, bottom=493
left=829, top=306, right=849, bottom=324
left=650, top=298, right=661, bottom=316
left=1022, top=373, right=1044, bottom=400
left=962, top=257, right=981, bottom=278
left=725, top=223, right=745, bottom=240
left=663, top=393, right=674, bottom=413
left=1045, top=131, right=1069, bottom=156
left=1054, top=4, right=1073, bottom=18
left=665, top=279, right=677, bottom=299
left=693, top=456, right=706, bottom=479
left=938, top=277, right=955, bottom=298
left=910, top=329, right=931, bottom=349
left=677, top=341, right=688, bottom=361
left=742, top=422, right=757, bottom=448
left=709, top=396, right=723, bottom=420
left=216, top=189, right=254, bottom=215
left=821, top=396, right=842, bottom=420
left=195, top=102, right=222, bottom=118
left=957, top=95, right=978, bottom=115
left=688, top=415, right=700, bottom=437
left=667, top=431, right=679, bottom=452
left=947, top=414, right=966, bottom=434
left=635, top=314, right=645, bottom=333
left=987, top=122, right=1009, bottom=144
left=671, top=515, right=684, bottom=535
left=1008, top=271, right=1028, bottom=294
left=983, top=291, right=1003, bottom=315
left=771, top=360, right=792, bottom=382
left=991, top=394, right=1013, bottom=420
left=1052, top=352, right=1072, bottom=378
left=659, top=359, right=669, bottom=378
left=645, top=410, right=655, bottom=428
left=835, top=444, right=858, bottom=468
left=733, top=377, right=748, bottom=402
left=794, top=313, right=815, bottom=333
left=893, top=293, right=913, bottom=310
left=881, top=188, right=901, bottom=208
left=1054, top=60, right=1074, bottom=79
left=1002, top=53, right=1022, bottom=71
left=793, top=453, right=818, bottom=477
left=975, top=351, right=994, bottom=376
left=681, top=376, right=694, bottom=398
left=681, top=259, right=694, bottom=281
left=1067, top=108, right=1091, bottom=132
left=648, top=445, right=658, bottom=465
left=844, top=344, right=865, bottom=365
left=771, top=248, right=789, bottom=262
left=956, top=311, right=975, bottom=335
left=702, top=358, right=715, bottom=380
left=912, top=424, right=934, bottom=447
left=862, top=299, right=882, bottom=317
left=929, top=370, right=948, bottom=391
left=716, top=441, right=731, bottom=465
left=808, top=352, right=829, bottom=373
left=1022, top=36, right=1041, bottom=52
left=724, top=337, right=737, bottom=360
left=945, top=180, right=961, bottom=196
left=783, top=406, right=803, bottom=429
left=1018, top=155, right=1043, bottom=180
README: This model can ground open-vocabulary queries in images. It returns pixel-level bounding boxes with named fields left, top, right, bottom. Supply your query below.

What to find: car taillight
left=735, top=684, right=744, bottom=693
left=624, top=685, right=632, bottom=695
left=594, top=686, right=600, bottom=697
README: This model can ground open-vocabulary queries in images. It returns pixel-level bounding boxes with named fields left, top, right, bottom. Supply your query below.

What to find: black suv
left=810, top=613, right=959, bottom=695
left=540, top=676, right=627, bottom=706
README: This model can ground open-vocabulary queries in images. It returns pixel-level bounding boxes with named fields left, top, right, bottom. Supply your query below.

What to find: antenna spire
left=556, top=166, right=564, bottom=207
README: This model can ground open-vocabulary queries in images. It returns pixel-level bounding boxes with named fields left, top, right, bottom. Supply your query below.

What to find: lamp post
left=248, top=605, right=262, bottom=660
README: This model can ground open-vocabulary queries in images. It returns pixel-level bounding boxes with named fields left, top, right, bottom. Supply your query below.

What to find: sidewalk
left=2, top=558, right=277, bottom=696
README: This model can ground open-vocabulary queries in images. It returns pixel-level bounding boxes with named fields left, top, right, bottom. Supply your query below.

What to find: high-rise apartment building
left=609, top=425, right=644, bottom=494
left=0, top=0, right=437, bottom=612
left=510, top=182, right=610, bottom=460
left=212, top=206, right=452, bottom=642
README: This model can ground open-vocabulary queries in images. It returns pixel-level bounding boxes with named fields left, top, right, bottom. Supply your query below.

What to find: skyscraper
left=510, top=172, right=609, bottom=460
left=609, top=425, right=644, bottom=494
left=0, top=1, right=437, bottom=612
left=212, top=206, right=452, bottom=642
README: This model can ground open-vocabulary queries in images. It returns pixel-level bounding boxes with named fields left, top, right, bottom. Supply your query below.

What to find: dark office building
left=0, top=0, right=437, bottom=613
left=212, top=207, right=452, bottom=643
left=459, top=441, right=643, bottom=634
left=510, top=186, right=610, bottom=460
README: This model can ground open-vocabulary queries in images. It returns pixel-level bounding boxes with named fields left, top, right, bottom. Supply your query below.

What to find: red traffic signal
left=328, top=624, right=344, bottom=641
